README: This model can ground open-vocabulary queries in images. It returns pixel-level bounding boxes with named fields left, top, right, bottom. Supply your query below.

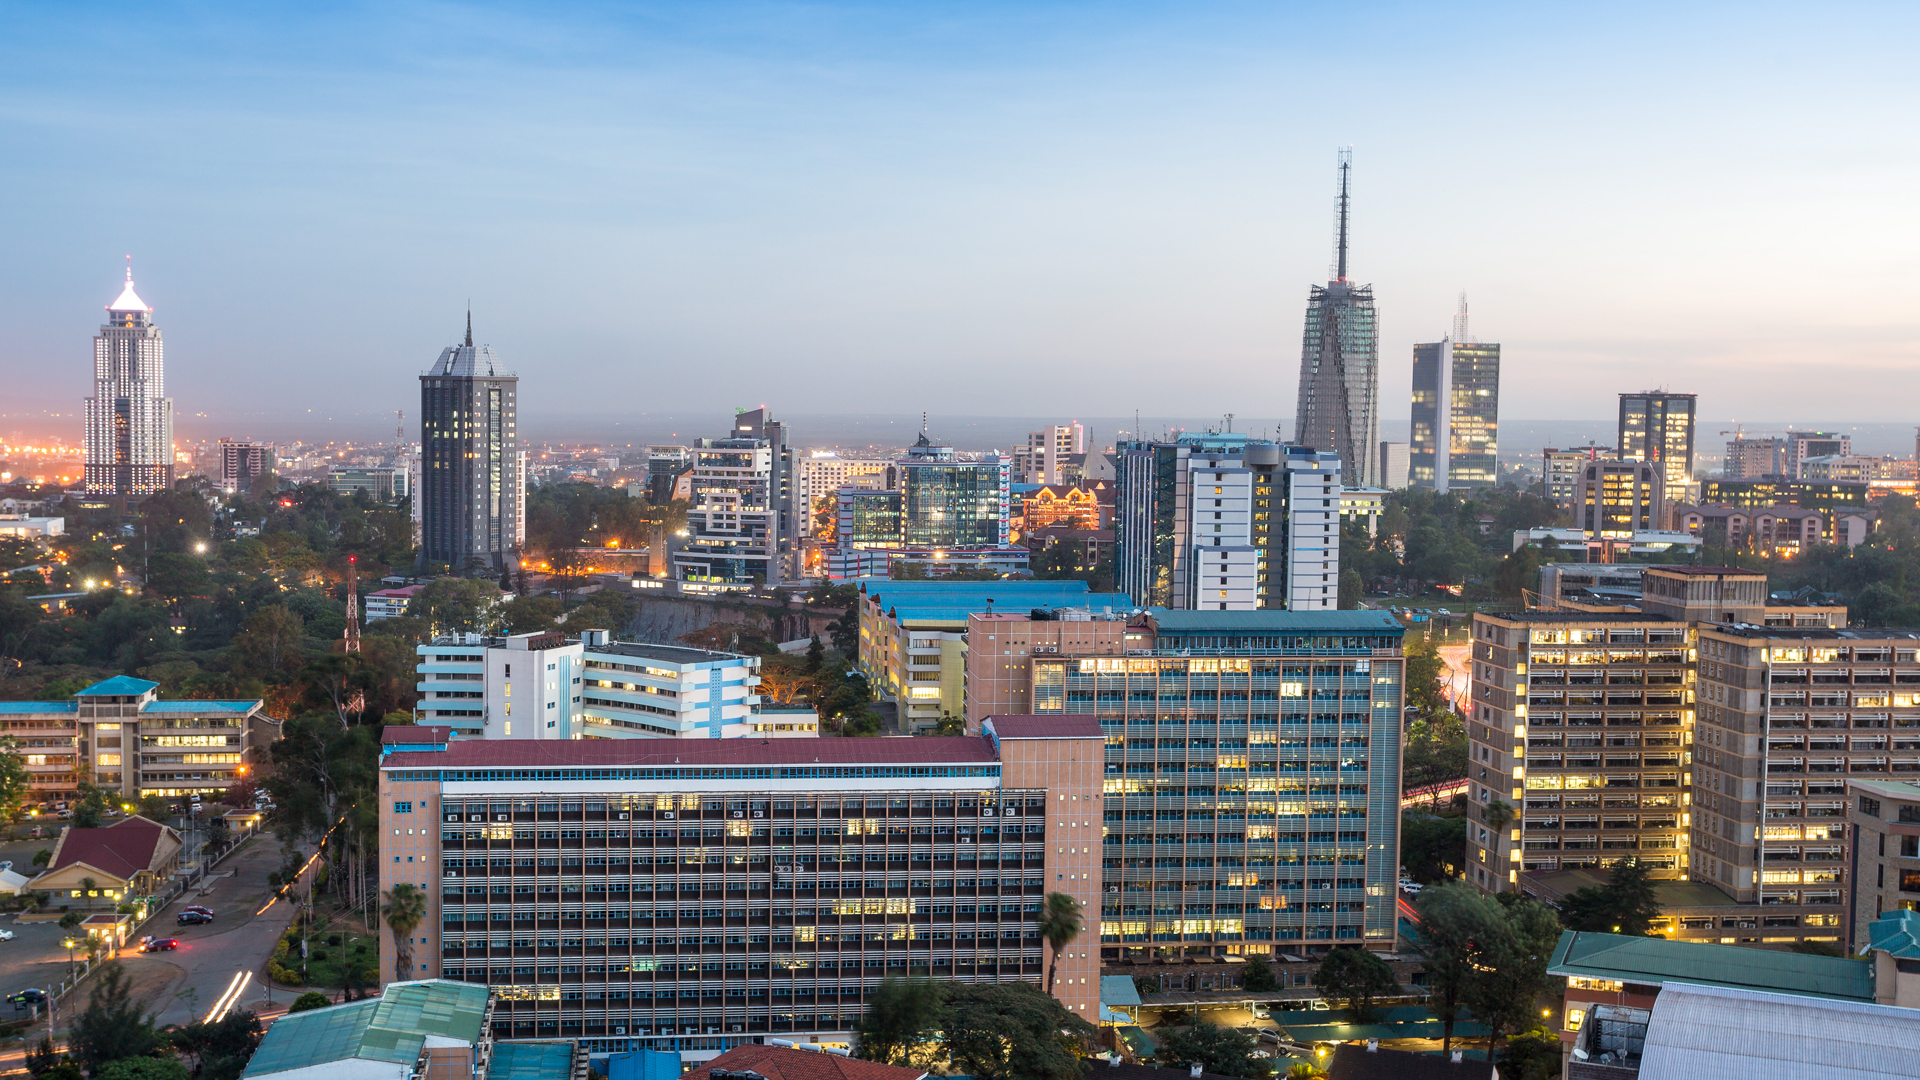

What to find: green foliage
left=1412, top=881, right=1506, bottom=1054
left=91, top=1060, right=188, bottom=1080
left=287, top=991, right=333, bottom=1014
left=853, top=978, right=944, bottom=1068
left=942, top=983, right=1095, bottom=1080
left=1404, top=634, right=1451, bottom=721
left=1403, top=714, right=1467, bottom=789
left=383, top=884, right=428, bottom=981
left=168, top=1010, right=263, bottom=1080
left=72, top=782, right=117, bottom=829
left=1238, top=954, right=1277, bottom=993
left=930, top=713, right=965, bottom=736
left=1558, top=857, right=1661, bottom=935
left=0, top=735, right=30, bottom=817
left=1497, top=1027, right=1561, bottom=1080
left=1788, top=939, right=1844, bottom=957
left=1415, top=882, right=1563, bottom=1059
left=1337, top=569, right=1363, bottom=609
left=228, top=605, right=307, bottom=681
left=1312, top=947, right=1398, bottom=1022
left=497, top=595, right=563, bottom=634
left=1399, top=811, right=1467, bottom=883
left=1037, top=892, right=1082, bottom=996
left=70, top=963, right=160, bottom=1071
left=1154, top=1021, right=1271, bottom=1079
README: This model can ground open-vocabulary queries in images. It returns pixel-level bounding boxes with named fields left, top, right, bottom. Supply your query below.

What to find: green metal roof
left=1145, top=609, right=1403, bottom=632
left=243, top=981, right=490, bottom=1079
left=76, top=676, right=158, bottom=697
left=1867, top=909, right=1920, bottom=958
left=1547, top=930, right=1875, bottom=1000
left=492, top=1042, right=577, bottom=1080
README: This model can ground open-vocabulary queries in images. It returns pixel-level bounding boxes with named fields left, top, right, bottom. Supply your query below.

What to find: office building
left=416, top=630, right=765, bottom=741
left=675, top=438, right=780, bottom=589
left=1723, top=435, right=1785, bottom=480
left=1113, top=433, right=1341, bottom=612
left=1544, top=447, right=1616, bottom=506
left=376, top=716, right=1106, bottom=1056
left=1409, top=295, right=1499, bottom=492
left=1617, top=392, right=1697, bottom=508
left=218, top=439, right=275, bottom=494
left=1575, top=459, right=1665, bottom=537
left=1671, top=503, right=1829, bottom=553
left=1377, top=442, right=1409, bottom=491
left=857, top=580, right=1130, bottom=733
left=731, top=409, right=795, bottom=579
left=1787, top=430, right=1850, bottom=477
left=1293, top=151, right=1379, bottom=487
left=819, top=434, right=1019, bottom=581
left=1800, top=454, right=1900, bottom=484
left=329, top=466, right=409, bottom=503
left=1013, top=423, right=1087, bottom=485
left=797, top=455, right=891, bottom=527
left=1847, top=781, right=1920, bottom=952
left=420, top=316, right=524, bottom=574
left=84, top=266, right=174, bottom=497
left=978, top=608, right=1408, bottom=955
left=0, top=675, right=272, bottom=803
left=645, top=446, right=690, bottom=505
left=1698, top=477, right=1869, bottom=512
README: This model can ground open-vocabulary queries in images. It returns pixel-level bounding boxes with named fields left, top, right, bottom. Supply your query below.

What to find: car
left=0, top=861, right=12, bottom=872
left=8, top=989, right=46, bottom=1006
left=1251, top=1006, right=1271, bottom=1020
left=177, top=911, right=213, bottom=925
left=182, top=906, right=213, bottom=918
left=140, top=937, right=178, bottom=952
left=1400, top=880, right=1424, bottom=895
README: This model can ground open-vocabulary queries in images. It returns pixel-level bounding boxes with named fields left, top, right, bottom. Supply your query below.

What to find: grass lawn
left=283, top=920, right=381, bottom=989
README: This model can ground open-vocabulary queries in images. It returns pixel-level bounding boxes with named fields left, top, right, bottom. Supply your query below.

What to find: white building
left=0, top=516, right=64, bottom=540
left=797, top=454, right=892, bottom=527
left=415, top=629, right=774, bottom=740
left=364, top=583, right=424, bottom=621
left=1183, top=442, right=1342, bottom=611
left=1013, top=422, right=1086, bottom=485
left=85, top=266, right=173, bottom=496
left=673, top=439, right=781, bottom=589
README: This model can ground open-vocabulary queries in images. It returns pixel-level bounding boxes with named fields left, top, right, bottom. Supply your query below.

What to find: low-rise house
left=31, top=815, right=183, bottom=908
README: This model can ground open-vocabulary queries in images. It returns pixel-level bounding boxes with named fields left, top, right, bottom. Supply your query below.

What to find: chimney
left=1366, top=1040, right=1378, bottom=1052
left=1450, top=1050, right=1464, bottom=1064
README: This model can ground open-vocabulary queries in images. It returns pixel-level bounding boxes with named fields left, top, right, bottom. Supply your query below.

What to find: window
left=1904, top=870, right=1920, bottom=894
left=395, top=801, right=414, bottom=814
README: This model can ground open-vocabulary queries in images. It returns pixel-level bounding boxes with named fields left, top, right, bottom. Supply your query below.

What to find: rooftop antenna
left=395, top=409, right=405, bottom=443
left=465, top=305, right=473, bottom=348
left=1452, top=291, right=1471, bottom=343
left=344, top=556, right=361, bottom=655
left=1332, top=147, right=1353, bottom=283
left=1224, top=413, right=1234, bottom=433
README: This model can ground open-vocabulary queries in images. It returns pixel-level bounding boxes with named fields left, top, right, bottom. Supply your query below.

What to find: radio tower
left=344, top=555, right=361, bottom=654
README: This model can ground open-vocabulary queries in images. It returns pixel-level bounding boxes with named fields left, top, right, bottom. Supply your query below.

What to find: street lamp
left=61, top=938, right=76, bottom=982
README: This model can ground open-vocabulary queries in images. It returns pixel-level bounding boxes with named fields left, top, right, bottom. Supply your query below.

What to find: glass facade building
left=898, top=437, right=1011, bottom=550
left=420, top=319, right=524, bottom=573
left=1027, top=610, right=1406, bottom=955
left=1410, top=329, right=1500, bottom=493
left=1618, top=392, right=1697, bottom=508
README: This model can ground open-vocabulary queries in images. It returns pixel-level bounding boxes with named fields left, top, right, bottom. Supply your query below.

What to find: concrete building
left=1723, top=434, right=1786, bottom=480
left=1800, top=453, right=1901, bottom=484
left=241, top=979, right=497, bottom=1080
left=1671, top=503, right=1828, bottom=552
left=218, top=439, right=275, bottom=494
left=730, top=408, right=795, bottom=579
left=1294, top=150, right=1379, bottom=487
left=1575, top=459, right=1665, bottom=537
left=1013, top=423, right=1087, bottom=485
left=0, top=516, right=64, bottom=540
left=1698, top=477, right=1869, bottom=512
left=375, top=717, right=1106, bottom=1057
left=675, top=439, right=780, bottom=589
left=1409, top=295, right=1499, bottom=493
left=798, top=455, right=891, bottom=528
left=1786, top=430, right=1849, bottom=477
left=1377, top=441, right=1410, bottom=491
left=416, top=631, right=764, bottom=741
left=1847, top=780, right=1920, bottom=952
left=84, top=266, right=174, bottom=497
left=1544, top=447, right=1616, bottom=506
left=1114, top=433, right=1341, bottom=612
left=818, top=434, right=1019, bottom=581
left=329, top=466, right=409, bottom=503
left=0, top=675, right=270, bottom=803
left=1537, top=564, right=1649, bottom=608
left=419, top=316, right=525, bottom=574
left=365, top=583, right=425, bottom=621
left=1617, top=392, right=1696, bottom=508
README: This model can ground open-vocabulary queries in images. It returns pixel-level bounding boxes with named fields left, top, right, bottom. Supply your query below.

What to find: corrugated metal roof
left=492, top=1042, right=576, bottom=1080
left=1636, top=982, right=1920, bottom=1080
left=1145, top=608, right=1403, bottom=631
left=385, top=736, right=997, bottom=770
left=242, top=980, right=489, bottom=1080
left=1548, top=930, right=1875, bottom=1000
left=141, top=700, right=258, bottom=713
left=77, top=676, right=158, bottom=696
left=0, top=702, right=75, bottom=714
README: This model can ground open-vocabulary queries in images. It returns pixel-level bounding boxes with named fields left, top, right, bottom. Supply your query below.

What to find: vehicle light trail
left=205, top=970, right=250, bottom=1024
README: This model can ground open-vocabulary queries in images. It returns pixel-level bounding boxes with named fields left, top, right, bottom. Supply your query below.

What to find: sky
left=2, top=1, right=1918, bottom=445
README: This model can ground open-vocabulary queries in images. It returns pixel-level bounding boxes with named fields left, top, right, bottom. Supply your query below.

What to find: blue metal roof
left=867, top=579, right=1134, bottom=626
left=0, top=702, right=77, bottom=714
left=1867, top=909, right=1920, bottom=958
left=76, top=676, right=158, bottom=697
left=141, top=700, right=259, bottom=713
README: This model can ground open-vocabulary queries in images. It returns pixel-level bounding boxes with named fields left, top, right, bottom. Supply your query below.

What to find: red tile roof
left=987, top=714, right=1103, bottom=739
left=382, top=725, right=452, bottom=744
left=687, top=1045, right=926, bottom=1080
left=49, top=816, right=175, bottom=880
left=383, top=736, right=998, bottom=770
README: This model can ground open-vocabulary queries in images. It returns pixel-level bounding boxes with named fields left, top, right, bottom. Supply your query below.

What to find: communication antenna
left=396, top=409, right=405, bottom=443
left=1331, top=147, right=1353, bottom=283
left=344, top=556, right=361, bottom=655
left=1452, top=291, right=1471, bottom=343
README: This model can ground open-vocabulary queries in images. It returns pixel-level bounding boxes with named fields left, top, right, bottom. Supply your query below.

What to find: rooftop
left=107, top=271, right=150, bottom=313
left=242, top=979, right=491, bottom=1080
left=1145, top=609, right=1403, bottom=632
left=1703, top=626, right=1920, bottom=641
left=0, top=702, right=76, bottom=714
left=1637, top=982, right=1920, bottom=1080
left=984, top=715, right=1102, bottom=739
left=1866, top=909, right=1920, bottom=959
left=1474, top=611, right=1682, bottom=625
left=382, top=725, right=454, bottom=745
left=490, top=1042, right=577, bottom=1080
left=1548, top=929, right=1875, bottom=1001
left=1325, top=1043, right=1496, bottom=1080
left=385, top=735, right=998, bottom=771
left=77, top=675, right=157, bottom=697
left=1643, top=565, right=1766, bottom=577
left=589, top=641, right=750, bottom=666
left=1847, top=778, right=1920, bottom=803
left=45, top=816, right=178, bottom=881
left=685, top=1045, right=927, bottom=1080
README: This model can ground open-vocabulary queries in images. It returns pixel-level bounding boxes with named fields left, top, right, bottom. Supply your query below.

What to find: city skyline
left=3, top=4, right=1919, bottom=432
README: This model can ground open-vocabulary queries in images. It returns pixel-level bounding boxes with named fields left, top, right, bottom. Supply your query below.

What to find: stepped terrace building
left=377, top=716, right=1104, bottom=1061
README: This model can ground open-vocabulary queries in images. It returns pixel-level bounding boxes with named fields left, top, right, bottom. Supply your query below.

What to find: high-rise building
left=730, top=408, right=793, bottom=580
left=797, top=454, right=891, bottom=529
left=1543, top=447, right=1617, bottom=506
left=1114, top=433, right=1340, bottom=612
left=818, top=434, right=1021, bottom=581
left=419, top=316, right=524, bottom=574
left=644, top=445, right=690, bottom=504
left=964, top=608, right=1407, bottom=956
left=1786, top=431, right=1850, bottom=478
left=1409, top=295, right=1499, bottom=493
left=1724, top=435, right=1786, bottom=480
left=1377, top=442, right=1410, bottom=490
left=1294, top=150, right=1379, bottom=488
left=85, top=266, right=174, bottom=497
left=1575, top=459, right=1666, bottom=537
left=1014, top=423, right=1087, bottom=485
left=1618, top=392, right=1697, bottom=507
left=674, top=439, right=780, bottom=589
left=218, top=439, right=275, bottom=494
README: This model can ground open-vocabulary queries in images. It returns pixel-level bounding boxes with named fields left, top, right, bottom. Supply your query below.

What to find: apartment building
left=0, top=676, right=270, bottom=803
left=1846, top=779, right=1920, bottom=952
left=1543, top=447, right=1616, bottom=506
left=375, top=716, right=1105, bottom=1059
left=675, top=440, right=781, bottom=590
left=962, top=610, right=1136, bottom=723
left=966, top=608, right=1407, bottom=956
left=1575, top=460, right=1666, bottom=537
left=417, top=631, right=763, bottom=740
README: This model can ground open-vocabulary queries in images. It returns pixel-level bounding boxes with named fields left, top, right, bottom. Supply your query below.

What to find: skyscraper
left=1618, top=391, right=1698, bottom=509
left=1410, top=295, right=1500, bottom=492
left=730, top=407, right=793, bottom=581
left=1294, top=149, right=1379, bottom=488
left=85, top=265, right=174, bottom=496
left=419, top=315, right=524, bottom=574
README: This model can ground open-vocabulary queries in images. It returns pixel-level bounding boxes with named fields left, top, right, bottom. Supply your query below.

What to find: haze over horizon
left=4, top=2, right=1918, bottom=437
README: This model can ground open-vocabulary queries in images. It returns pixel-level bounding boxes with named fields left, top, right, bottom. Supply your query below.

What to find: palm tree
left=1484, top=799, right=1515, bottom=831
left=381, top=884, right=426, bottom=983
left=1037, top=892, right=1082, bottom=997
left=1286, top=1062, right=1326, bottom=1080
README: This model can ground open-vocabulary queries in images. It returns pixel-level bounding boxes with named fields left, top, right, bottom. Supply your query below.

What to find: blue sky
left=2, top=1, right=1917, bottom=441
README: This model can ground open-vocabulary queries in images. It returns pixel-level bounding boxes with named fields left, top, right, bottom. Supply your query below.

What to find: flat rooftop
left=1706, top=625, right=1920, bottom=640
left=1644, top=565, right=1766, bottom=576
left=384, top=735, right=999, bottom=771
left=1548, top=929, right=1874, bottom=1001
left=1475, top=610, right=1682, bottom=624
left=1146, top=609, right=1402, bottom=632
left=590, top=641, right=748, bottom=665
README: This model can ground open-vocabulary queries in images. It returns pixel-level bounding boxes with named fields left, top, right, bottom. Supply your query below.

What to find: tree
left=1284, top=1064, right=1325, bottom=1080
left=382, top=883, right=427, bottom=981
left=1466, top=895, right=1563, bottom=1060
left=168, top=1010, right=263, bottom=1080
left=73, top=783, right=116, bottom=829
left=287, top=991, right=333, bottom=1014
left=145, top=553, right=209, bottom=602
left=69, top=963, right=160, bottom=1071
left=1241, top=954, right=1277, bottom=993
left=931, top=713, right=965, bottom=736
left=1411, top=882, right=1506, bottom=1054
left=806, top=634, right=825, bottom=673
left=1483, top=798, right=1516, bottom=831
left=942, top=983, right=1094, bottom=1080
left=93, top=1060, right=188, bottom=1080
left=1404, top=633, right=1450, bottom=720
left=1037, top=892, right=1082, bottom=997
left=32, top=847, right=52, bottom=867
left=1400, top=811, right=1467, bottom=883
left=1337, top=569, right=1363, bottom=609
left=1558, top=856, right=1661, bottom=935
left=1312, top=946, right=1397, bottom=1023
left=1154, top=1021, right=1272, bottom=1080
left=853, top=978, right=944, bottom=1069
left=229, top=605, right=307, bottom=681
left=0, top=735, right=30, bottom=819
left=1498, top=1026, right=1562, bottom=1080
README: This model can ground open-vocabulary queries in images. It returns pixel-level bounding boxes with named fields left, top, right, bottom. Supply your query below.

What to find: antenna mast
left=1333, top=147, right=1353, bottom=283
left=395, top=409, right=405, bottom=444
left=344, top=555, right=361, bottom=655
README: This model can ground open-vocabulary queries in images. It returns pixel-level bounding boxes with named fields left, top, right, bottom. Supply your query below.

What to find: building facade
left=1377, top=442, right=1409, bottom=491
left=1847, top=779, right=1920, bottom=952
left=1786, top=431, right=1850, bottom=478
left=376, top=718, right=1105, bottom=1056
left=1013, top=423, right=1088, bottom=486
left=675, top=440, right=779, bottom=589
left=218, top=439, right=274, bottom=494
left=1409, top=297, right=1499, bottom=493
left=897, top=435, right=1011, bottom=549
left=1544, top=447, right=1616, bottom=506
left=1294, top=151, right=1379, bottom=488
left=85, top=267, right=174, bottom=497
left=1575, top=459, right=1666, bottom=537
left=1617, top=392, right=1697, bottom=508
left=730, top=409, right=794, bottom=579
left=420, top=318, right=525, bottom=574
left=798, top=456, right=891, bottom=530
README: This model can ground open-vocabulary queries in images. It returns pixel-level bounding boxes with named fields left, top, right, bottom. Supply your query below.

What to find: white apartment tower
left=85, top=265, right=174, bottom=496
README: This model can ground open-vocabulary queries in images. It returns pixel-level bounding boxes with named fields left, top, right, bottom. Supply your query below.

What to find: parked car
left=140, top=937, right=179, bottom=952
left=177, top=910, right=213, bottom=925
left=8, top=989, right=46, bottom=1007
left=182, top=906, right=213, bottom=918
left=0, top=861, right=13, bottom=873
left=1399, top=879, right=1423, bottom=895
left=0, top=930, right=13, bottom=941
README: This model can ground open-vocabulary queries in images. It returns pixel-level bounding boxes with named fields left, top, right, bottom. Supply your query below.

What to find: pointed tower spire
left=465, top=306, right=473, bottom=348
left=1333, top=147, right=1352, bottom=283
left=1452, top=290, right=1470, bottom=343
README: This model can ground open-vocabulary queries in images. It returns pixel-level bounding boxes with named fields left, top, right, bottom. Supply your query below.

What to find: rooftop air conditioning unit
left=730, top=1025, right=743, bottom=1033
left=663, top=812, right=676, bottom=820
left=753, top=811, right=764, bottom=819
left=982, top=810, right=995, bottom=816
left=618, top=813, right=630, bottom=819
left=733, top=812, right=745, bottom=819
left=614, top=1027, right=626, bottom=1035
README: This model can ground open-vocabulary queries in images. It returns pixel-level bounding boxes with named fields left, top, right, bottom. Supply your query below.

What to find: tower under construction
left=1293, top=149, right=1379, bottom=488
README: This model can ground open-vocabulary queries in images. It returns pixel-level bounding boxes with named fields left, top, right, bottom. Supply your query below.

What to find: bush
left=326, top=935, right=341, bottom=947
left=267, top=960, right=303, bottom=986
left=287, top=992, right=332, bottom=1014
left=311, top=951, right=327, bottom=962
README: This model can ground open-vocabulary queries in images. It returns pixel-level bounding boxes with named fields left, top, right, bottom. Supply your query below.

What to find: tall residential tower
left=419, top=316, right=524, bottom=574
left=1410, top=295, right=1500, bottom=492
left=84, top=265, right=174, bottom=496
left=1294, top=149, right=1379, bottom=488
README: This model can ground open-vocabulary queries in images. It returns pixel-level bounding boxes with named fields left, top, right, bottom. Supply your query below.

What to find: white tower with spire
left=85, top=261, right=175, bottom=496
